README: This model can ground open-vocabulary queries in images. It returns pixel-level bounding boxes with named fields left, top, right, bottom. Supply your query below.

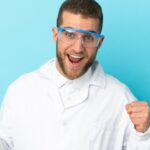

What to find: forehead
left=61, top=11, right=99, bottom=32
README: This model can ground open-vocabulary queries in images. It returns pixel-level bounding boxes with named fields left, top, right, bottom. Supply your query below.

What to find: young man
left=0, top=0, right=150, bottom=149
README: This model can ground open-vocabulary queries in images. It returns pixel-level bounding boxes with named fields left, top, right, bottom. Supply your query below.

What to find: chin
left=65, top=69, right=86, bottom=80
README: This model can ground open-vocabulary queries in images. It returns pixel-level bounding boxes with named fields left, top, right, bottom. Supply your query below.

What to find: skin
left=52, top=11, right=150, bottom=133
left=52, top=11, right=104, bottom=80
left=126, top=101, right=150, bottom=133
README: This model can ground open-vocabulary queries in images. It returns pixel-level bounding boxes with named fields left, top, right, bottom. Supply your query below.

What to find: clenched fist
left=126, top=101, right=150, bottom=133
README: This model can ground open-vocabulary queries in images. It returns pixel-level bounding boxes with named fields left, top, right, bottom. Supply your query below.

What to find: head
left=57, top=0, right=103, bottom=33
left=52, top=0, right=104, bottom=80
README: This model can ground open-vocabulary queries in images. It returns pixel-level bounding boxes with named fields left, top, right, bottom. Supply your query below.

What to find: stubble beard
left=56, top=45, right=97, bottom=80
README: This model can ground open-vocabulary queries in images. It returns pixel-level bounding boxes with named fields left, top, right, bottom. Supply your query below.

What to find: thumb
left=126, top=104, right=132, bottom=114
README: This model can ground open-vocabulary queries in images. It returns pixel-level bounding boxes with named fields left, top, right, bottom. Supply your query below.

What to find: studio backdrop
left=0, top=0, right=150, bottom=104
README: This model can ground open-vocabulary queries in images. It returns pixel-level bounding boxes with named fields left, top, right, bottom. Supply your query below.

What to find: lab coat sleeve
left=0, top=86, right=15, bottom=150
left=123, top=86, right=150, bottom=150
left=0, top=138, right=11, bottom=150
left=123, top=123, right=150, bottom=150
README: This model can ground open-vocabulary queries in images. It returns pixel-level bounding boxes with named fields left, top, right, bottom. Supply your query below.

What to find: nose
left=72, top=38, right=84, bottom=53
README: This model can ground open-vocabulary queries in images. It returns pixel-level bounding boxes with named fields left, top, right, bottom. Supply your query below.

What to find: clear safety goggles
left=57, top=27, right=104, bottom=48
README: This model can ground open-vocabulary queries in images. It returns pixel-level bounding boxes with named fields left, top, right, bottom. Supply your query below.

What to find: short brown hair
left=57, top=0, right=103, bottom=33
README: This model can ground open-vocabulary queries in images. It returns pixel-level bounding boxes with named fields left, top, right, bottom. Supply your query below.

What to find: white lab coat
left=0, top=59, right=150, bottom=150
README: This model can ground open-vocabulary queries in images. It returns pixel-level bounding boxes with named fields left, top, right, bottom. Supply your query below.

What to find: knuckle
left=143, top=112, right=149, bottom=117
left=142, top=118, right=148, bottom=124
left=141, top=101, right=147, bottom=104
left=145, top=109, right=150, bottom=115
left=145, top=106, right=149, bottom=111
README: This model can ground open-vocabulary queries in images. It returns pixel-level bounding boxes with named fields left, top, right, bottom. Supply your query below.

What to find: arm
left=0, top=87, right=14, bottom=150
left=0, top=138, right=11, bottom=150
left=124, top=101, right=150, bottom=150
left=126, top=101, right=150, bottom=133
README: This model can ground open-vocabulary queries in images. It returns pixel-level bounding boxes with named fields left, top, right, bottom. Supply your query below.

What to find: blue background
left=0, top=0, right=150, bottom=104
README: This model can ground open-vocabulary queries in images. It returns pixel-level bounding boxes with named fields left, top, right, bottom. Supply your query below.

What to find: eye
left=64, top=31, right=75, bottom=39
left=83, top=34, right=94, bottom=42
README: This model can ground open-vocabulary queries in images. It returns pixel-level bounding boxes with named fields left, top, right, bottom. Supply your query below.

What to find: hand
left=126, top=101, right=150, bottom=133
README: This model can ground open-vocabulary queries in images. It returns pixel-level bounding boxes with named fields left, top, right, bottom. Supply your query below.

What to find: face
left=52, top=11, right=104, bottom=80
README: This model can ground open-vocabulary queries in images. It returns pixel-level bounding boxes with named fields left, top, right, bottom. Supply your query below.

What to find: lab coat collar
left=38, top=58, right=106, bottom=89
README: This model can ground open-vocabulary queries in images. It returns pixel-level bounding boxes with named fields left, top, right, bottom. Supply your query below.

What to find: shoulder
left=7, top=59, right=55, bottom=94
left=105, top=74, right=136, bottom=104
left=105, top=74, right=126, bottom=90
left=92, top=61, right=136, bottom=103
left=92, top=61, right=127, bottom=90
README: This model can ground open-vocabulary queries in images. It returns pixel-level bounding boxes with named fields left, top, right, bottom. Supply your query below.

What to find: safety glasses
left=57, top=27, right=104, bottom=48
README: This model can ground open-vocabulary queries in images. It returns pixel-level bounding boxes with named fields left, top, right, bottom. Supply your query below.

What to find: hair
left=57, top=0, right=103, bottom=33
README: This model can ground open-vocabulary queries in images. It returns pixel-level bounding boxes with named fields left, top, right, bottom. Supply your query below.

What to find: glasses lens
left=59, top=30, right=77, bottom=45
left=58, top=29, right=100, bottom=48
left=82, top=34, right=99, bottom=48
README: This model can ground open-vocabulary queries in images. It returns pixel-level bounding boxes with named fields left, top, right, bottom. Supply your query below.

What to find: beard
left=56, top=44, right=97, bottom=80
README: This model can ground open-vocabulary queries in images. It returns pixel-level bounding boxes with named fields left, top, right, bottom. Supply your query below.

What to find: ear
left=97, top=36, right=104, bottom=49
left=52, top=28, right=58, bottom=42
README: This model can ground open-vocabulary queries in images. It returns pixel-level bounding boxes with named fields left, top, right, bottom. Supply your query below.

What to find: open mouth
left=67, top=54, right=84, bottom=64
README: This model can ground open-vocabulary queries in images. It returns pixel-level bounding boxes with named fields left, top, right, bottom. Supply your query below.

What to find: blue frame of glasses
left=57, top=27, right=104, bottom=38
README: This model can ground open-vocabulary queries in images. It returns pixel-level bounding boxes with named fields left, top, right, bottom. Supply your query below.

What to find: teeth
left=70, top=55, right=83, bottom=59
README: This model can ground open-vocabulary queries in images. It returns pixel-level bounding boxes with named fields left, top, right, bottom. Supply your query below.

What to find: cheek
left=57, top=41, right=70, bottom=54
left=86, top=48, right=98, bottom=58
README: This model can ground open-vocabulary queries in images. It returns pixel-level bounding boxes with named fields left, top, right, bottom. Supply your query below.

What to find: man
left=0, top=0, right=150, bottom=149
